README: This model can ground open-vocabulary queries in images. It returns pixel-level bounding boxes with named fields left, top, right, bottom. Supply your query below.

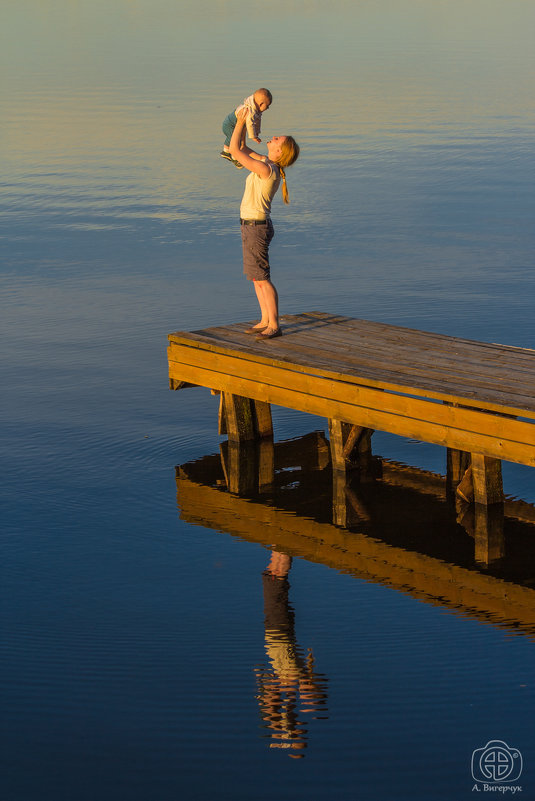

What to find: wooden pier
left=168, top=312, right=535, bottom=506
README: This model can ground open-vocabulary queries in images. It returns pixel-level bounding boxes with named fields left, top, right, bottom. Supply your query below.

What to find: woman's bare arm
left=229, top=109, right=271, bottom=178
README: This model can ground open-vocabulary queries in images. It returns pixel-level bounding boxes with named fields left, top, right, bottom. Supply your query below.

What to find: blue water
left=1, top=1, right=535, bottom=799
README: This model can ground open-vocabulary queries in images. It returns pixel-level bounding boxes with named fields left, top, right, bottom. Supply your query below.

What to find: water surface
left=1, top=1, right=535, bottom=799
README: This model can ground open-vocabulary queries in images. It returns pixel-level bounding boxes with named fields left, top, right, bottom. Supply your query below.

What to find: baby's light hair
left=256, top=88, right=273, bottom=104
left=275, top=137, right=300, bottom=204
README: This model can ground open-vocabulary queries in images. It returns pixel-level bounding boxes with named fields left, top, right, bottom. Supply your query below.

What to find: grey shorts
left=241, top=219, right=274, bottom=281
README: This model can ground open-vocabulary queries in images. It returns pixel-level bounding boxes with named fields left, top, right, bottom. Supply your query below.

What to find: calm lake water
left=2, top=1, right=535, bottom=799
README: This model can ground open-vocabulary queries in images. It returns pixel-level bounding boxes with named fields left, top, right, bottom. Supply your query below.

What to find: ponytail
left=279, top=166, right=289, bottom=204
left=275, top=136, right=300, bottom=205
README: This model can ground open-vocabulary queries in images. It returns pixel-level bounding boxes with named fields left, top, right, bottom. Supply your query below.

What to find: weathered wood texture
left=218, top=392, right=273, bottom=442
left=168, top=312, right=535, bottom=467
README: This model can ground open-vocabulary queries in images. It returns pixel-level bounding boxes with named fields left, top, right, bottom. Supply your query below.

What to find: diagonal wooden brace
left=329, top=419, right=374, bottom=472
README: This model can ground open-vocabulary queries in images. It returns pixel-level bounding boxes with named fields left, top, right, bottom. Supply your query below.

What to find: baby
left=221, top=88, right=272, bottom=167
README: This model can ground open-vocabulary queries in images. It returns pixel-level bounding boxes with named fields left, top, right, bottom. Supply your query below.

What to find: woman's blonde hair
left=276, top=136, right=300, bottom=204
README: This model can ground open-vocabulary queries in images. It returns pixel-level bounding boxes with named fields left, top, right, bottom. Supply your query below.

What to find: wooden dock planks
left=168, top=312, right=535, bottom=468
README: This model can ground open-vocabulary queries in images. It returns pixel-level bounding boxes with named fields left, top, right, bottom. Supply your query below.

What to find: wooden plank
left=168, top=329, right=535, bottom=411
left=168, top=332, right=535, bottom=417
left=167, top=343, right=535, bottom=448
left=171, top=314, right=535, bottom=376
left=208, top=311, right=532, bottom=363
left=256, top=318, right=535, bottom=389
left=168, top=359, right=535, bottom=466
left=299, top=312, right=534, bottom=365
left=303, top=312, right=535, bottom=363
left=285, top=325, right=535, bottom=388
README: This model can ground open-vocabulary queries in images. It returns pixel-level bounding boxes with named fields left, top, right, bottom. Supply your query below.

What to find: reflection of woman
left=229, top=108, right=300, bottom=340
left=254, top=552, right=328, bottom=757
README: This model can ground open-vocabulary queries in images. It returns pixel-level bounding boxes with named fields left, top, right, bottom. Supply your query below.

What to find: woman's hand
left=236, top=107, right=248, bottom=125
left=229, top=107, right=270, bottom=178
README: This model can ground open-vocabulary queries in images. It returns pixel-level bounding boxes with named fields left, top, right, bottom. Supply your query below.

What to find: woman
left=229, top=107, right=300, bottom=340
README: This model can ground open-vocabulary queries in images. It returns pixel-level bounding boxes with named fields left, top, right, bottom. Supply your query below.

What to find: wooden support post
left=453, top=453, right=504, bottom=507
left=222, top=392, right=256, bottom=441
left=252, top=399, right=274, bottom=440
left=219, top=393, right=273, bottom=442
left=446, top=448, right=470, bottom=499
left=328, top=419, right=374, bottom=475
left=471, top=454, right=504, bottom=506
left=328, top=419, right=348, bottom=471
left=218, top=393, right=227, bottom=435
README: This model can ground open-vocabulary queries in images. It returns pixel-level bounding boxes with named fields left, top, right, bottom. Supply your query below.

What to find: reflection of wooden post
left=220, top=437, right=275, bottom=496
left=258, top=439, right=275, bottom=493
left=474, top=503, right=505, bottom=567
left=219, top=393, right=273, bottom=442
left=328, top=420, right=374, bottom=475
left=332, top=469, right=348, bottom=527
left=332, top=471, right=371, bottom=528
left=220, top=440, right=257, bottom=495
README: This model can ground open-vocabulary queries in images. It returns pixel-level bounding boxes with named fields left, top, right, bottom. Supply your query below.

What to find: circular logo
left=479, top=744, right=518, bottom=782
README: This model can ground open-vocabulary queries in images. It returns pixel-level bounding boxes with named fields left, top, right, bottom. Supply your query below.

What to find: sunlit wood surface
left=168, top=312, right=535, bottom=466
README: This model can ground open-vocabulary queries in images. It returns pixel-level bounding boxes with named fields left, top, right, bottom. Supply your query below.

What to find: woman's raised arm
left=229, top=109, right=271, bottom=178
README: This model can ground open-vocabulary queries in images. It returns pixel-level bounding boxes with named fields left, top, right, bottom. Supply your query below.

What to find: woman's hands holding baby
left=236, top=108, right=261, bottom=141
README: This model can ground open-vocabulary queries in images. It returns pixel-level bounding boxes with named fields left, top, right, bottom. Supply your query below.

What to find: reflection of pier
left=168, top=313, right=535, bottom=509
left=176, top=433, right=535, bottom=639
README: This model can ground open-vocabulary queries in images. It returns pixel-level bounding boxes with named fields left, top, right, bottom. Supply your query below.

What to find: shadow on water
left=175, top=431, right=535, bottom=757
